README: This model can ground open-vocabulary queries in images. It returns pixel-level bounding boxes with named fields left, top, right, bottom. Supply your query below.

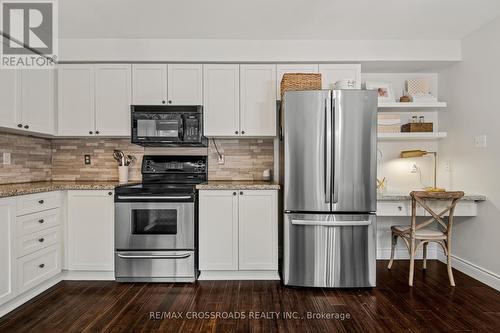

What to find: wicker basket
left=280, top=73, right=322, bottom=101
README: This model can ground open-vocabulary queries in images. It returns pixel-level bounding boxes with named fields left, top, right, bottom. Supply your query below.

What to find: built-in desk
left=377, top=193, right=486, bottom=217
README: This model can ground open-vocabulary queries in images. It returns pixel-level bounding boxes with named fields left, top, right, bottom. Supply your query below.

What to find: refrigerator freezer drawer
left=283, top=213, right=376, bottom=288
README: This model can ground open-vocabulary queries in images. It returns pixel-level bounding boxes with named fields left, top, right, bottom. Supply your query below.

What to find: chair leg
left=388, top=234, right=398, bottom=269
left=409, top=238, right=415, bottom=286
left=447, top=242, right=455, bottom=287
left=423, top=242, right=428, bottom=270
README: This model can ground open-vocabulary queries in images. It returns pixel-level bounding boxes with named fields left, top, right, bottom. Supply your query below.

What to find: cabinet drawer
left=17, top=244, right=61, bottom=293
left=377, top=201, right=425, bottom=216
left=16, top=209, right=60, bottom=237
left=16, top=192, right=60, bottom=216
left=17, top=226, right=60, bottom=258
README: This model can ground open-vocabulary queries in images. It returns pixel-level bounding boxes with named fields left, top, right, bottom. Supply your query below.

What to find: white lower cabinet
left=199, top=190, right=278, bottom=278
left=17, top=245, right=60, bottom=293
left=67, top=190, right=114, bottom=271
left=0, top=198, right=16, bottom=305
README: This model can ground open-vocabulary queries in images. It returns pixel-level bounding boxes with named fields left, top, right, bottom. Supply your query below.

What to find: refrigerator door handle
left=333, top=94, right=340, bottom=203
left=324, top=97, right=332, bottom=204
left=291, top=219, right=372, bottom=227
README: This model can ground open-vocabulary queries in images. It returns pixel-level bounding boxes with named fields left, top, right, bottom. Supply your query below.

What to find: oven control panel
left=142, top=155, right=207, bottom=174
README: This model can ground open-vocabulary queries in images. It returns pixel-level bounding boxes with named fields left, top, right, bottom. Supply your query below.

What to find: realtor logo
left=1, top=0, right=58, bottom=68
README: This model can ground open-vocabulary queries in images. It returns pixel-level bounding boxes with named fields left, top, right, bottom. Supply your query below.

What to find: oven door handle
left=117, top=196, right=193, bottom=200
left=117, top=253, right=192, bottom=259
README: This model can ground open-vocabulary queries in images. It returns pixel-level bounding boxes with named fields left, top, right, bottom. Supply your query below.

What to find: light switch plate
left=474, top=135, right=487, bottom=148
left=2, top=152, right=11, bottom=165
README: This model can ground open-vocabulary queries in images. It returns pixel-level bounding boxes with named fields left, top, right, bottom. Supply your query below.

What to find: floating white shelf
left=378, top=132, right=447, bottom=141
left=378, top=102, right=447, bottom=110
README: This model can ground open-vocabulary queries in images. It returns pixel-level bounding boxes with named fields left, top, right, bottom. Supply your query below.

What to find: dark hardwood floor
left=1, top=260, right=499, bottom=332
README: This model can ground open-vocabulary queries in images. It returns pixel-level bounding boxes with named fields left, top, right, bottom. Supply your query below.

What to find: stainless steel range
left=114, top=155, right=207, bottom=282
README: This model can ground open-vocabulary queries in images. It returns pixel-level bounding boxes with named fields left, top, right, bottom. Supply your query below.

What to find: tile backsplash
left=0, top=132, right=52, bottom=184
left=0, top=132, right=274, bottom=184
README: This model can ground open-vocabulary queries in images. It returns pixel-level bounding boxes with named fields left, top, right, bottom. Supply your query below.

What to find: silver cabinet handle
left=333, top=95, right=340, bottom=203
left=117, top=196, right=192, bottom=200
left=324, top=97, right=332, bottom=204
left=117, top=253, right=191, bottom=259
left=291, top=219, right=371, bottom=227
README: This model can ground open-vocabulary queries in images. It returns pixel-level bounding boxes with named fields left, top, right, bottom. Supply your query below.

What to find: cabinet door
left=132, top=64, right=167, bottom=105
left=167, top=64, right=202, bottom=105
left=20, top=69, right=55, bottom=134
left=95, top=64, right=132, bottom=136
left=0, top=69, right=20, bottom=129
left=58, top=65, right=95, bottom=136
left=319, top=64, right=361, bottom=89
left=0, top=198, right=16, bottom=305
left=276, top=64, right=319, bottom=100
left=203, top=64, right=240, bottom=136
left=199, top=190, right=239, bottom=270
left=238, top=190, right=278, bottom=270
left=240, top=65, right=277, bottom=136
left=67, top=191, right=114, bottom=271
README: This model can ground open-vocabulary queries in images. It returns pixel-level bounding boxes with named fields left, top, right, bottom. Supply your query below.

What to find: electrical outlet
left=2, top=152, right=11, bottom=165
left=218, top=154, right=225, bottom=165
left=474, top=135, right=487, bottom=148
left=443, top=160, right=451, bottom=173
left=84, top=155, right=91, bottom=165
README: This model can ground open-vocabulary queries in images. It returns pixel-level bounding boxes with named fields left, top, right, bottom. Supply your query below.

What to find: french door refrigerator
left=282, top=89, right=377, bottom=288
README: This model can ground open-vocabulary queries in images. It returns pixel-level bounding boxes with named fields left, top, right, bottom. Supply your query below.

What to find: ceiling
left=59, top=0, right=500, bottom=40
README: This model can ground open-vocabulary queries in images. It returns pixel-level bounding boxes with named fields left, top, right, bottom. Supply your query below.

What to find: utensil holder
left=118, top=166, right=129, bottom=183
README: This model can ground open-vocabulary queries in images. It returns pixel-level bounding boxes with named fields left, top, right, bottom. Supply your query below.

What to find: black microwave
left=131, top=105, right=207, bottom=147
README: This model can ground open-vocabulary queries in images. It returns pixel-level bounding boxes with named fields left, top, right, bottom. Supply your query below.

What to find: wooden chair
left=387, top=191, right=465, bottom=286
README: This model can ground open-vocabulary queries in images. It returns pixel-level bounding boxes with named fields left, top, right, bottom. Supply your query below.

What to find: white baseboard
left=437, top=249, right=500, bottom=291
left=377, top=244, right=438, bottom=260
left=0, top=273, right=63, bottom=318
left=199, top=270, right=280, bottom=281
left=61, top=270, right=115, bottom=281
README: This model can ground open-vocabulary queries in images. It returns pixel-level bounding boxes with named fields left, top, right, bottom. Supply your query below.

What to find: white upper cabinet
left=0, top=69, right=19, bottom=129
left=167, top=64, right=203, bottom=105
left=0, top=69, right=55, bottom=135
left=58, top=64, right=95, bottom=136
left=240, top=65, right=277, bottom=137
left=203, top=64, right=240, bottom=137
left=95, top=64, right=132, bottom=136
left=20, top=69, right=55, bottom=134
left=132, top=64, right=168, bottom=105
left=319, top=64, right=362, bottom=89
left=276, top=64, right=319, bottom=99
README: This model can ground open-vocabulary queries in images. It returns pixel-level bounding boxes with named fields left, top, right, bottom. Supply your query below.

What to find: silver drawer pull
left=39, top=263, right=45, bottom=268
left=117, top=253, right=191, bottom=259
left=38, top=219, right=45, bottom=224
left=38, top=238, right=45, bottom=243
left=117, top=196, right=192, bottom=200
left=291, top=219, right=371, bottom=227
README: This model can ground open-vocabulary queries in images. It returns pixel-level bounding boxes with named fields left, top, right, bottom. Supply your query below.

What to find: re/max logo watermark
left=1, top=0, right=58, bottom=68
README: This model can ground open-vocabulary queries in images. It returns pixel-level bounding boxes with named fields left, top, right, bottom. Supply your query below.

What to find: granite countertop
left=195, top=181, right=280, bottom=190
left=0, top=181, right=139, bottom=198
left=377, top=193, right=487, bottom=202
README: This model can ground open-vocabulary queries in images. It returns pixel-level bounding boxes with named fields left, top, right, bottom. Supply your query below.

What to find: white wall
left=59, top=39, right=461, bottom=62
left=438, top=17, right=500, bottom=280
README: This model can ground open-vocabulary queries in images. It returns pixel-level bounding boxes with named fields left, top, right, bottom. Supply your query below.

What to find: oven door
left=115, top=200, right=194, bottom=250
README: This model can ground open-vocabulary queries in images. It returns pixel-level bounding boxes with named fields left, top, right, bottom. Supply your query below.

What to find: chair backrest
left=409, top=191, right=465, bottom=237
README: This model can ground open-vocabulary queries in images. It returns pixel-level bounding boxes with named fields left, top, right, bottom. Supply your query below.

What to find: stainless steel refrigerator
left=282, top=89, right=377, bottom=288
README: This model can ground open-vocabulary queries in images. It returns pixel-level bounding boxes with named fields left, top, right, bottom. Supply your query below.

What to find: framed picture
left=365, top=81, right=394, bottom=103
